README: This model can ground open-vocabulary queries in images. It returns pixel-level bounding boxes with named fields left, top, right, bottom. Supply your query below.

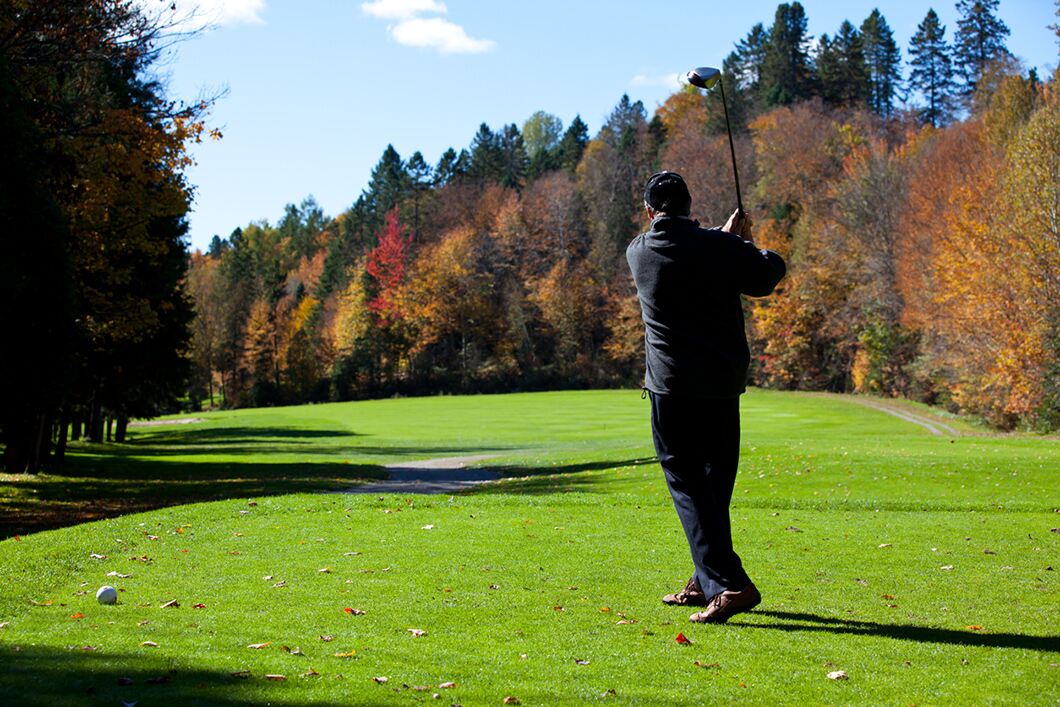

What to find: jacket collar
left=650, top=214, right=700, bottom=232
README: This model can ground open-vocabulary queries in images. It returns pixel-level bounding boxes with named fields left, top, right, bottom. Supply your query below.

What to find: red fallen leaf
left=967, top=625, right=983, bottom=630
left=675, top=632, right=691, bottom=644
left=70, top=612, right=85, bottom=619
left=13, top=535, right=20, bottom=541
left=193, top=603, right=206, bottom=609
left=180, top=549, right=189, bottom=553
left=881, top=594, right=895, bottom=600
left=343, top=607, right=365, bottom=615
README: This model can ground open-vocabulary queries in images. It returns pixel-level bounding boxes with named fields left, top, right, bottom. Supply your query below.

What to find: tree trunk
left=87, top=395, right=103, bottom=442
left=115, top=414, right=129, bottom=443
left=104, top=416, right=112, bottom=442
left=55, top=411, right=68, bottom=464
left=70, top=413, right=82, bottom=441
left=28, top=411, right=49, bottom=473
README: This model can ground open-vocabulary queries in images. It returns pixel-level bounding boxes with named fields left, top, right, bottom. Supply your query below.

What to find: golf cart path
left=846, top=397, right=960, bottom=436
left=344, top=454, right=503, bottom=494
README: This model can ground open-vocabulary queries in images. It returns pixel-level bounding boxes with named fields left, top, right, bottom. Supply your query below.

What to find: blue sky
left=160, top=0, right=1058, bottom=251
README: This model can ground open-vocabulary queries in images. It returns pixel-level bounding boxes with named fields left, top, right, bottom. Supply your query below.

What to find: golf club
left=686, top=66, right=743, bottom=215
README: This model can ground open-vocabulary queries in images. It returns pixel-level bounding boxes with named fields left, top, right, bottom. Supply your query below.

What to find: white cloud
left=361, top=0, right=447, bottom=20
left=137, top=0, right=265, bottom=31
left=630, top=72, right=684, bottom=91
left=390, top=17, right=495, bottom=54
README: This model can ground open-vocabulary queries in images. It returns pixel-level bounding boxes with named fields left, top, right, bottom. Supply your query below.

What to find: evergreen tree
left=434, top=147, right=469, bottom=185
left=731, top=22, right=769, bottom=110
left=909, top=9, right=957, bottom=127
left=831, top=20, right=871, bottom=107
left=815, top=34, right=842, bottom=104
left=208, top=235, right=227, bottom=258
left=954, top=0, right=1011, bottom=95
left=601, top=94, right=646, bottom=151
left=498, top=123, right=529, bottom=190
left=364, top=145, right=408, bottom=218
left=556, top=115, right=589, bottom=173
left=761, top=2, right=815, bottom=107
left=861, top=9, right=903, bottom=117
left=467, top=123, right=504, bottom=183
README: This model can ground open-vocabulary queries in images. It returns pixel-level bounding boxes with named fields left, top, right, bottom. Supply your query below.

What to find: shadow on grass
left=0, top=644, right=343, bottom=706
left=1, top=421, right=511, bottom=538
left=470, top=457, right=658, bottom=494
left=737, top=610, right=1060, bottom=652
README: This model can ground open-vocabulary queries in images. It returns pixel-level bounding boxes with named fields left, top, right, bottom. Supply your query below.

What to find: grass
left=0, top=389, right=1057, bottom=705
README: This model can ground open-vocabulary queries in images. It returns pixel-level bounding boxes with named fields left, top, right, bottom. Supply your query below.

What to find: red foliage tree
left=366, top=209, right=412, bottom=324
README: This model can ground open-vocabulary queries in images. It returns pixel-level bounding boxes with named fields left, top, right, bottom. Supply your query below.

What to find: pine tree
left=954, top=0, right=1011, bottom=95
left=434, top=147, right=469, bottom=186
left=364, top=145, right=408, bottom=218
left=467, top=123, right=504, bottom=184
left=761, top=2, right=815, bottom=107
left=861, top=9, right=903, bottom=117
left=909, top=9, right=957, bottom=127
left=497, top=123, right=529, bottom=190
left=731, top=22, right=769, bottom=108
left=830, top=21, right=870, bottom=108
left=815, top=34, right=843, bottom=105
left=556, top=115, right=589, bottom=173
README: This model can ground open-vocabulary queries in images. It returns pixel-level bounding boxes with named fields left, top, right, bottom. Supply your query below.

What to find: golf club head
left=686, top=66, right=721, bottom=90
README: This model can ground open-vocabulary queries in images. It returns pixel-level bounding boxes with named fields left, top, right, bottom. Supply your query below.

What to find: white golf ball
left=96, top=585, right=118, bottom=605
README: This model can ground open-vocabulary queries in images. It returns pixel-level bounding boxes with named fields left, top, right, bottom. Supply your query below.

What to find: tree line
left=187, top=2, right=1058, bottom=430
left=0, top=1, right=211, bottom=473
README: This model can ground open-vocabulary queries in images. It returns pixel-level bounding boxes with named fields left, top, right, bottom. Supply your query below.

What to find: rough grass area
left=0, top=389, right=1057, bottom=705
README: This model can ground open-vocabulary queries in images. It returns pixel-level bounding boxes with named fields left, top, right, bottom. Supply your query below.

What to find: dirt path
left=846, top=398, right=960, bottom=436
left=343, top=454, right=502, bottom=494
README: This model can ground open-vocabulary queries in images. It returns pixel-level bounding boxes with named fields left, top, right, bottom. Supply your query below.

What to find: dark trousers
left=650, top=392, right=751, bottom=599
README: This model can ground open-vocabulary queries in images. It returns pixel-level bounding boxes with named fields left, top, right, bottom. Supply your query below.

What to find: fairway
left=0, top=389, right=1057, bottom=705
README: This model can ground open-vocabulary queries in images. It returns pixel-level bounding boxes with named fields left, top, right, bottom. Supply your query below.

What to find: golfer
left=626, top=171, right=786, bottom=624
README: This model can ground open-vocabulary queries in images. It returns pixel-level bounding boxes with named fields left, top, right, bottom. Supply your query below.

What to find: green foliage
left=760, top=2, right=815, bottom=106
left=861, top=9, right=903, bottom=117
left=909, top=9, right=958, bottom=127
left=954, top=0, right=1012, bottom=95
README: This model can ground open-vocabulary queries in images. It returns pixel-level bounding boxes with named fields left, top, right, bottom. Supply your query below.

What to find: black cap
left=643, top=171, right=691, bottom=215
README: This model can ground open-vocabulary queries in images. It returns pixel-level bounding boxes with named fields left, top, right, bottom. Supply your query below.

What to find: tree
left=861, top=9, right=903, bottom=117
left=555, top=115, right=589, bottom=173
left=468, top=123, right=505, bottom=184
left=760, top=2, right=815, bottom=107
left=909, top=10, right=957, bottom=127
left=522, top=110, right=563, bottom=177
left=954, top=0, right=1011, bottom=95
left=823, top=20, right=870, bottom=108
left=498, top=123, right=529, bottom=190
left=434, top=147, right=469, bottom=185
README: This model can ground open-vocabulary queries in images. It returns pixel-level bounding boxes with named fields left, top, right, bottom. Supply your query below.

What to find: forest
left=187, top=1, right=1059, bottom=432
left=1, top=1, right=1058, bottom=475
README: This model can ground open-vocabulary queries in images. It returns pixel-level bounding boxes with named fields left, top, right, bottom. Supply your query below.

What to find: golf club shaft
left=718, top=79, right=743, bottom=214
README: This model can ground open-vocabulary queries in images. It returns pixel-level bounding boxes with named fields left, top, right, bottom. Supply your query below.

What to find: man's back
left=626, top=214, right=786, bottom=398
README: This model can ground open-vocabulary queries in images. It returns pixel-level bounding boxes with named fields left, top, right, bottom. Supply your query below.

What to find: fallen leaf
left=503, top=698, right=520, bottom=705
left=140, top=641, right=158, bottom=647
left=302, top=668, right=320, bottom=677
left=693, top=661, right=720, bottom=669
left=272, top=581, right=287, bottom=588
left=941, top=565, right=955, bottom=570
left=854, top=578, right=868, bottom=586
left=106, top=572, right=133, bottom=578
left=265, top=674, right=287, bottom=681
left=0, top=622, right=8, bottom=629
left=81, top=645, right=98, bottom=651
left=616, top=619, right=636, bottom=625
left=827, top=670, right=848, bottom=680
left=343, top=551, right=361, bottom=556
left=333, top=651, right=357, bottom=658
left=599, top=607, right=611, bottom=613
left=411, top=685, right=429, bottom=691
left=422, top=524, right=435, bottom=530
left=372, top=676, right=389, bottom=684
left=675, top=632, right=691, bottom=644
left=160, top=599, right=179, bottom=608
left=439, top=681, right=456, bottom=688
left=280, top=645, right=304, bottom=655
left=878, top=543, right=891, bottom=548
left=29, top=599, right=53, bottom=606
left=230, top=670, right=251, bottom=679
left=786, top=526, right=802, bottom=532
left=90, top=553, right=107, bottom=560
left=881, top=594, right=895, bottom=600
left=193, top=603, right=206, bottom=609
left=319, top=635, right=334, bottom=642
left=146, top=535, right=159, bottom=541
left=407, top=628, right=427, bottom=637
left=248, top=501, right=258, bottom=507
left=262, top=575, right=274, bottom=581
left=344, top=607, right=366, bottom=615
left=489, top=583, right=500, bottom=590
left=318, top=567, right=332, bottom=574
left=70, top=612, right=85, bottom=619
left=247, top=642, right=271, bottom=649
left=553, top=605, right=564, bottom=611
left=966, top=625, right=983, bottom=631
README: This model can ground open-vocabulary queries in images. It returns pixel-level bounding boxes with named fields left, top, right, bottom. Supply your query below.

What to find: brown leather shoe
left=662, top=576, right=707, bottom=606
left=688, top=584, right=761, bottom=623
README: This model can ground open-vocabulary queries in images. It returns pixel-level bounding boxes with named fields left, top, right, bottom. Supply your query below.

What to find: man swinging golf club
left=626, top=169, right=785, bottom=623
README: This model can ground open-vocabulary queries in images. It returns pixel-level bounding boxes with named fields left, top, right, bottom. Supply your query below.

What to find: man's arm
left=718, top=209, right=786, bottom=297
